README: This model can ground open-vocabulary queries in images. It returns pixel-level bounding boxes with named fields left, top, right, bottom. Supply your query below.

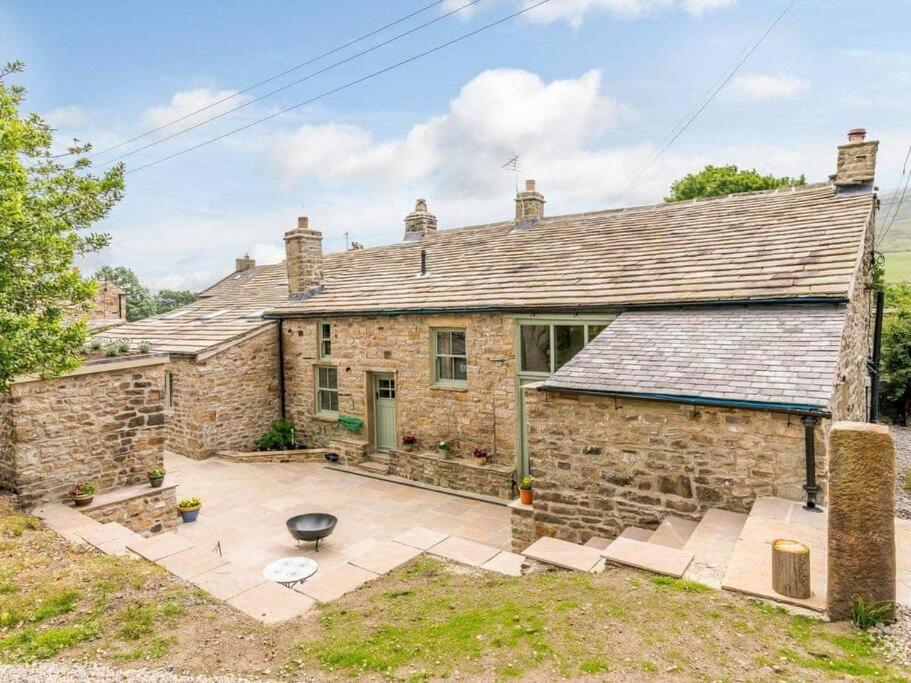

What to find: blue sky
left=2, top=0, right=909, bottom=290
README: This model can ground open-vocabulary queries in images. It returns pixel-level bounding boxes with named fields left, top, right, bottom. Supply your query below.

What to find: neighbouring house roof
left=94, top=264, right=288, bottom=356
left=541, top=305, right=847, bottom=413
left=268, top=183, right=874, bottom=317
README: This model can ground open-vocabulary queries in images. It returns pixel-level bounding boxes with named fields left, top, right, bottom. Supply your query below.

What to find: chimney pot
left=403, top=198, right=438, bottom=241
left=284, top=216, right=323, bottom=297
left=235, top=254, right=256, bottom=272
left=848, top=128, right=867, bottom=142
left=525, top=179, right=536, bottom=192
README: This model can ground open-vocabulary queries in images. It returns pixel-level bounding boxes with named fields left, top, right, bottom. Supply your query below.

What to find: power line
left=876, top=143, right=911, bottom=249
left=100, top=0, right=481, bottom=168
left=126, top=0, right=554, bottom=175
left=89, top=0, right=449, bottom=160
left=606, top=0, right=798, bottom=204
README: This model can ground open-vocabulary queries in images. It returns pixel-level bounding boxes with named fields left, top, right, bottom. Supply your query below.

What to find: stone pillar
left=826, top=421, right=895, bottom=620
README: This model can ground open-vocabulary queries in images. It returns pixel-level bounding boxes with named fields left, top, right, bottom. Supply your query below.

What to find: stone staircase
left=357, top=451, right=391, bottom=475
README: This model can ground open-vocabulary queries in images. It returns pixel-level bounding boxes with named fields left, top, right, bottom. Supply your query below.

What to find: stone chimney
left=403, top=199, right=438, bottom=241
left=515, top=179, right=545, bottom=222
left=235, top=254, right=255, bottom=272
left=284, top=216, right=323, bottom=298
left=833, top=128, right=878, bottom=188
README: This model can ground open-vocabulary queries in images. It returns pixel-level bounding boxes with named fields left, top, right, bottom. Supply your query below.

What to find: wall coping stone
left=13, top=353, right=170, bottom=385
left=391, top=449, right=516, bottom=474
left=80, top=482, right=178, bottom=512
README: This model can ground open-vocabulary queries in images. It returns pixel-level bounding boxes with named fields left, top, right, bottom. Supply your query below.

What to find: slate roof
left=269, top=183, right=873, bottom=317
left=541, top=305, right=847, bottom=411
left=94, top=264, right=288, bottom=356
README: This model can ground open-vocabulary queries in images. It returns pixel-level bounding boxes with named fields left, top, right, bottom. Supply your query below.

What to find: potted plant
left=178, top=497, right=202, bottom=522
left=437, top=440, right=452, bottom=458
left=148, top=467, right=165, bottom=488
left=69, top=482, right=96, bottom=507
left=402, top=433, right=418, bottom=452
left=473, top=447, right=489, bottom=465
left=518, top=476, right=533, bottom=505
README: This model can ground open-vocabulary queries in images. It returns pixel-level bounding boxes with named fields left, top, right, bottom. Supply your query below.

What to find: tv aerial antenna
left=502, top=154, right=520, bottom=194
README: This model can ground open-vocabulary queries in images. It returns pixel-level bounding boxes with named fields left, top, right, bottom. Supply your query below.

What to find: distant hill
left=878, top=187, right=911, bottom=253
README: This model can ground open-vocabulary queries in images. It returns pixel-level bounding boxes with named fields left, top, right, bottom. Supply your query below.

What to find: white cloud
left=150, top=270, right=218, bottom=293
left=142, top=88, right=250, bottom=130
left=520, top=0, right=733, bottom=26
left=728, top=73, right=808, bottom=101
left=248, top=242, right=285, bottom=264
left=44, top=105, right=88, bottom=128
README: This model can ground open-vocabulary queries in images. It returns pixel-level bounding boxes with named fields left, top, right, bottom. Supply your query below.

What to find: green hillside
left=878, top=187, right=911, bottom=253
left=885, top=251, right=911, bottom=283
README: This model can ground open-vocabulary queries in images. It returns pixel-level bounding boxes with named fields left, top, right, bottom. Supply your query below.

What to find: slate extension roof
left=269, top=183, right=874, bottom=317
left=542, top=305, right=848, bottom=412
left=95, top=264, right=288, bottom=356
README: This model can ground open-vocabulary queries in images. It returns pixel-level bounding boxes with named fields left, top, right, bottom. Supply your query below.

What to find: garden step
left=357, top=461, right=390, bottom=475
left=647, top=516, right=699, bottom=549
left=601, top=537, right=694, bottom=577
left=618, top=527, right=654, bottom=543
left=681, top=509, right=748, bottom=588
left=366, top=451, right=392, bottom=463
left=522, top=536, right=603, bottom=572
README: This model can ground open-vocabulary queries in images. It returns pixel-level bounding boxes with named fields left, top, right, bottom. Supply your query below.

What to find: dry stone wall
left=165, top=326, right=281, bottom=459
left=522, top=387, right=824, bottom=544
left=282, top=313, right=517, bottom=464
left=1, top=359, right=167, bottom=506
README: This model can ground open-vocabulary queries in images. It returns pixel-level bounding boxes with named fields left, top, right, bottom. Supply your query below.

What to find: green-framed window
left=318, top=322, right=332, bottom=359
left=316, top=366, right=338, bottom=414
left=433, top=328, right=467, bottom=386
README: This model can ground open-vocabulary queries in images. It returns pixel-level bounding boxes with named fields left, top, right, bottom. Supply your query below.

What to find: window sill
left=311, top=412, right=339, bottom=423
left=431, top=384, right=468, bottom=392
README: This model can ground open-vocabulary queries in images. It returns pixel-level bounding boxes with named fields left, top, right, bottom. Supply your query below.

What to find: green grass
left=884, top=251, right=911, bottom=283
left=651, top=576, right=712, bottom=593
left=0, top=624, right=101, bottom=663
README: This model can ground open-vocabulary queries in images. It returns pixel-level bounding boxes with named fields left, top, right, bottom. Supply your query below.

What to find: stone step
left=522, top=536, right=603, bottom=572
left=367, top=451, right=392, bottom=463
left=602, top=536, right=694, bottom=578
left=647, top=516, right=699, bottom=549
left=357, top=461, right=390, bottom=475
left=619, top=526, right=654, bottom=543
left=681, top=509, right=748, bottom=588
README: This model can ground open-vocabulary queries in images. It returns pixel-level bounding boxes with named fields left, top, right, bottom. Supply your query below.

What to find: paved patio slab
left=228, top=581, right=315, bottom=624
left=190, top=563, right=268, bottom=600
left=429, top=536, right=500, bottom=567
left=348, top=540, right=423, bottom=575
left=480, top=551, right=525, bottom=576
left=602, top=537, right=693, bottom=577
left=74, top=522, right=134, bottom=547
left=392, top=526, right=450, bottom=550
left=648, top=516, right=699, bottom=549
left=523, top=537, right=603, bottom=572
left=127, top=532, right=195, bottom=561
left=159, top=548, right=230, bottom=580
left=296, top=562, right=378, bottom=603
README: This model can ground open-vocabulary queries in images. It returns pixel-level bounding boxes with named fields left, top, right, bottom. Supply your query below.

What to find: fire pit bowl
left=286, top=513, right=337, bottom=552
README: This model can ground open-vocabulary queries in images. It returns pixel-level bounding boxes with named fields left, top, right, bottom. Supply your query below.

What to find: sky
left=2, top=0, right=910, bottom=291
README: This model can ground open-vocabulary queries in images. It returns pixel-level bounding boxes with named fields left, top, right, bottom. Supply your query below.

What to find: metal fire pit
left=286, top=513, right=337, bottom=552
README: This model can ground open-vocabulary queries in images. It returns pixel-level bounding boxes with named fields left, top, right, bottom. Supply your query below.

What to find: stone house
left=95, top=256, right=288, bottom=459
left=87, top=280, right=127, bottom=331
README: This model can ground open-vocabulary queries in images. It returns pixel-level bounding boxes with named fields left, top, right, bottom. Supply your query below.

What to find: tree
left=665, top=164, right=806, bottom=202
left=880, top=282, right=911, bottom=423
left=93, top=266, right=157, bottom=321
left=155, top=288, right=197, bottom=315
left=0, top=61, right=124, bottom=393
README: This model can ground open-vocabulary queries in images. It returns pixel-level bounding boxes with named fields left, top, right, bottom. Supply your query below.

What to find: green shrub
left=851, top=594, right=893, bottom=629
left=89, top=339, right=102, bottom=350
left=137, top=341, right=151, bottom=354
left=256, top=418, right=295, bottom=451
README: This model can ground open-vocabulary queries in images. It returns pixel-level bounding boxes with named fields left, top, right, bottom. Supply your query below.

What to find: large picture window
left=433, top=329, right=467, bottom=386
left=316, top=366, right=338, bottom=414
left=519, top=322, right=611, bottom=374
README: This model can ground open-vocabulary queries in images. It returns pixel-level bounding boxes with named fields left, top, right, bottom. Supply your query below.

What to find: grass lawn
left=0, top=495, right=906, bottom=681
left=885, top=251, right=911, bottom=283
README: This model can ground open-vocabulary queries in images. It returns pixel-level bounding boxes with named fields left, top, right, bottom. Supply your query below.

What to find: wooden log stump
left=772, top=539, right=810, bottom=599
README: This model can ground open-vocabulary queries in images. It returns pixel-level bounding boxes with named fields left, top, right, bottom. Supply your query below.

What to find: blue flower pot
left=179, top=507, right=200, bottom=522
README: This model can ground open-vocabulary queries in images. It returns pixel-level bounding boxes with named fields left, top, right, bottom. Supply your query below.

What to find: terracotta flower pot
left=519, top=488, right=533, bottom=505
left=72, top=494, right=94, bottom=507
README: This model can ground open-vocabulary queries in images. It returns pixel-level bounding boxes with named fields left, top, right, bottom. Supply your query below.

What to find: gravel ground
left=893, top=425, right=911, bottom=519
left=0, top=663, right=270, bottom=682
left=879, top=605, right=911, bottom=667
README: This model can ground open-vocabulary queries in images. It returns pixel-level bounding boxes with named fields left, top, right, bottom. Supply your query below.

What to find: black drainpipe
left=868, top=289, right=885, bottom=423
left=277, top=320, right=286, bottom=419
left=802, top=415, right=821, bottom=510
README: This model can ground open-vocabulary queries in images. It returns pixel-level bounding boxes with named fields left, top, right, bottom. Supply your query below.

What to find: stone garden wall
left=282, top=313, right=517, bottom=463
left=82, top=483, right=180, bottom=536
left=521, top=386, right=825, bottom=544
left=165, top=326, right=282, bottom=459
left=0, top=357, right=168, bottom=506
left=386, top=450, right=515, bottom=499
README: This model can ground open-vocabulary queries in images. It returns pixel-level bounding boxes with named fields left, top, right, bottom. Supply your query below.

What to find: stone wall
left=386, top=449, right=515, bottom=499
left=1, top=358, right=167, bottom=506
left=165, top=326, right=281, bottom=459
left=88, top=282, right=125, bottom=323
left=282, top=313, right=516, bottom=463
left=522, top=387, right=824, bottom=544
left=829, top=207, right=875, bottom=423
left=82, top=483, right=179, bottom=536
